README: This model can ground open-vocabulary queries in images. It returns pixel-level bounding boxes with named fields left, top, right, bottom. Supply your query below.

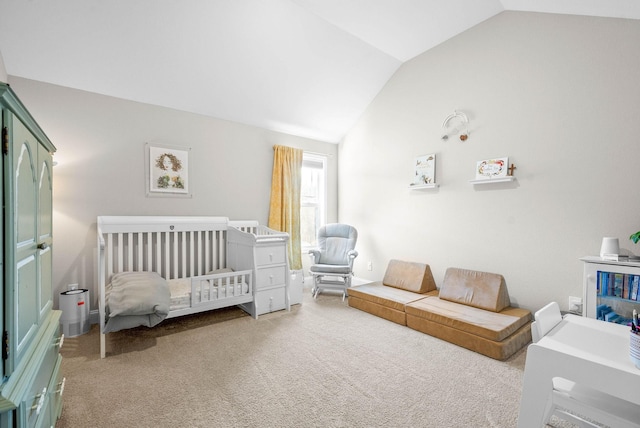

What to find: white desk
left=518, top=314, right=640, bottom=427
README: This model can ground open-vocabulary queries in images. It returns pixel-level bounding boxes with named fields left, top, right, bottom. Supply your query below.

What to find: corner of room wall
left=0, top=49, right=8, bottom=83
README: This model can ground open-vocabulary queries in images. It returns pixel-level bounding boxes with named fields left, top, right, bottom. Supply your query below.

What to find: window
left=300, top=153, right=326, bottom=249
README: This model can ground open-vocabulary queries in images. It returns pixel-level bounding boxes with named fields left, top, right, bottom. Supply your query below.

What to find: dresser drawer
left=255, top=245, right=286, bottom=266
left=46, top=355, right=65, bottom=425
left=256, top=266, right=287, bottom=289
left=31, top=355, right=63, bottom=428
left=20, top=324, right=62, bottom=428
left=255, top=287, right=287, bottom=315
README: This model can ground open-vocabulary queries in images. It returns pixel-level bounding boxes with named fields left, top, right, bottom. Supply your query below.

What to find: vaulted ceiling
left=1, top=0, right=639, bottom=142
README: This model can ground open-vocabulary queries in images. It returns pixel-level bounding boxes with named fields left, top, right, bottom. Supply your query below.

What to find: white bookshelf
left=581, top=256, right=640, bottom=321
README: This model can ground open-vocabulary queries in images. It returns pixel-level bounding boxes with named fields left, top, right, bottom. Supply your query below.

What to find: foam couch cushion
left=438, top=267, right=510, bottom=312
left=349, top=284, right=437, bottom=325
left=349, top=283, right=433, bottom=311
left=382, top=259, right=437, bottom=293
left=348, top=260, right=437, bottom=325
left=405, top=310, right=532, bottom=361
left=405, top=296, right=531, bottom=342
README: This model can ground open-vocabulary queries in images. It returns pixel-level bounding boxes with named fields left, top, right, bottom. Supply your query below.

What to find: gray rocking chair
left=309, top=223, right=358, bottom=300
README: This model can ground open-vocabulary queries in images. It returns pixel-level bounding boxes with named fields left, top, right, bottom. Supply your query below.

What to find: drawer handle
left=269, top=253, right=273, bottom=261
left=55, top=377, right=66, bottom=397
left=269, top=275, right=274, bottom=284
left=32, top=387, right=47, bottom=415
left=56, top=334, right=65, bottom=350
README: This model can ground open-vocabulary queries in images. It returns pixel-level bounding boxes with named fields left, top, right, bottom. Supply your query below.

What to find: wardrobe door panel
left=37, top=144, right=53, bottom=315
left=12, top=118, right=40, bottom=366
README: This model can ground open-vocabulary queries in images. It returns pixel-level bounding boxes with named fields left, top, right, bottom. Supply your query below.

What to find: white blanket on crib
left=106, top=272, right=170, bottom=320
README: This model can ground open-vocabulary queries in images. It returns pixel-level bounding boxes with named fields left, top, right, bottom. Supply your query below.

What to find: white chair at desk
left=521, top=302, right=640, bottom=428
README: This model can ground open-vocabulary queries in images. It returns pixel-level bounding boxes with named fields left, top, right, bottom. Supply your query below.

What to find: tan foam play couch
left=349, top=260, right=532, bottom=360
left=348, top=259, right=438, bottom=325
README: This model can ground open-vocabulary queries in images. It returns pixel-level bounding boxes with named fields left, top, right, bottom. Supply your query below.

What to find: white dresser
left=227, top=226, right=291, bottom=317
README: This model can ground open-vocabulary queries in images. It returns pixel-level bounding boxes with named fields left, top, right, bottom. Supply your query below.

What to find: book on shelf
left=614, top=273, right=623, bottom=297
left=597, top=270, right=640, bottom=301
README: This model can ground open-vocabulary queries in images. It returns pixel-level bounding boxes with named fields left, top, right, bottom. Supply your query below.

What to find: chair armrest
left=309, top=249, right=320, bottom=264
left=347, top=250, right=358, bottom=268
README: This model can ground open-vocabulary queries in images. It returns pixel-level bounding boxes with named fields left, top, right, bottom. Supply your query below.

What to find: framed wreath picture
left=475, top=156, right=508, bottom=180
left=145, top=142, right=192, bottom=197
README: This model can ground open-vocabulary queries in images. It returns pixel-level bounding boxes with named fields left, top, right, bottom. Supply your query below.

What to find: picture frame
left=475, top=157, right=508, bottom=180
left=412, top=153, right=436, bottom=185
left=145, top=142, right=192, bottom=198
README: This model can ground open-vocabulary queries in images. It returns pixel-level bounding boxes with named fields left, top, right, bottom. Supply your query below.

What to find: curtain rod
left=272, top=145, right=334, bottom=158
left=303, top=150, right=334, bottom=158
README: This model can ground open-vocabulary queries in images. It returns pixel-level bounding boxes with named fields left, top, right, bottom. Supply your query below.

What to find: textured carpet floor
left=57, top=287, right=578, bottom=428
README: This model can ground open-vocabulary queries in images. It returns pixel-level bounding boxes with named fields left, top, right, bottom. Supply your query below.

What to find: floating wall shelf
left=469, top=176, right=515, bottom=185
left=409, top=183, right=439, bottom=190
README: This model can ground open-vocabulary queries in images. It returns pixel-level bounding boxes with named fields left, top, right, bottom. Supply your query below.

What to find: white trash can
left=60, top=288, right=90, bottom=337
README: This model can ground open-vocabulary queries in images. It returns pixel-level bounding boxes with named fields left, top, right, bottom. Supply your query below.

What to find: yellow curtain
left=268, top=145, right=303, bottom=270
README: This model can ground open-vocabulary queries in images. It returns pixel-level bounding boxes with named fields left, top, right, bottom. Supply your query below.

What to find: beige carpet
left=57, top=287, right=575, bottom=428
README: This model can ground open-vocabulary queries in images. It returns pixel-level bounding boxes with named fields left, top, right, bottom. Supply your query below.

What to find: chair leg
left=312, top=275, right=320, bottom=299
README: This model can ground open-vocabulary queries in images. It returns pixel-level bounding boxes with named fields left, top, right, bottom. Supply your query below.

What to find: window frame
left=300, top=152, right=327, bottom=251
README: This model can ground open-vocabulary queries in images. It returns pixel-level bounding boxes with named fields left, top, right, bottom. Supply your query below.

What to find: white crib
left=97, top=216, right=260, bottom=358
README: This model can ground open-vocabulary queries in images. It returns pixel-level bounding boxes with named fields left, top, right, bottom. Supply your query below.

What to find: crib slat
left=218, top=230, right=224, bottom=269
left=167, top=232, right=172, bottom=279
left=196, top=231, right=202, bottom=275
left=107, top=233, right=114, bottom=280
left=188, top=231, right=193, bottom=277
left=127, top=233, right=133, bottom=271
left=160, top=232, right=167, bottom=278
left=136, top=233, right=144, bottom=272
left=170, top=231, right=175, bottom=279
left=116, top=233, right=124, bottom=274
left=144, top=232, right=150, bottom=272
left=207, top=277, right=213, bottom=302
left=210, top=231, right=215, bottom=271
left=172, top=232, right=178, bottom=279
left=204, top=231, right=211, bottom=273
left=180, top=231, right=186, bottom=279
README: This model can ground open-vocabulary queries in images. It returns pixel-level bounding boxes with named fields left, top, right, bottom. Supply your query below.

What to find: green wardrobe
left=0, top=82, right=63, bottom=427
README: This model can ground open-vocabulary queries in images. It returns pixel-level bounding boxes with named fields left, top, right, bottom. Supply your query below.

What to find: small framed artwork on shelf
left=470, top=156, right=516, bottom=185
left=410, top=153, right=438, bottom=189
left=476, top=157, right=508, bottom=180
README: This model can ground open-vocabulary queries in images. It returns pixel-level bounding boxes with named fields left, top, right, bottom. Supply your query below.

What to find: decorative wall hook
left=441, top=110, right=470, bottom=141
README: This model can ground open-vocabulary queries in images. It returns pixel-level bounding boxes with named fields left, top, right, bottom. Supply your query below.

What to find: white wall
left=339, top=12, right=640, bottom=313
left=8, top=77, right=338, bottom=310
